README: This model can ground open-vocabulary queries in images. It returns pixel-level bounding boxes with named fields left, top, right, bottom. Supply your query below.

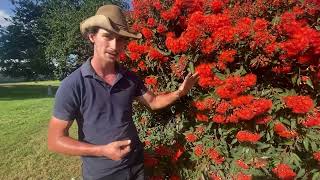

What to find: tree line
left=0, top=0, right=129, bottom=80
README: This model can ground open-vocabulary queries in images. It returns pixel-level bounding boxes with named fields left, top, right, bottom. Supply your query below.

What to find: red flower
left=157, top=24, right=167, bottom=33
left=141, top=27, right=153, bottom=39
left=145, top=76, right=158, bottom=86
left=216, top=74, right=257, bottom=99
left=212, top=114, right=226, bottom=123
left=231, top=95, right=254, bottom=107
left=211, top=0, right=224, bottom=13
left=195, top=63, right=224, bottom=88
left=169, top=175, right=180, bottom=180
left=210, top=173, right=222, bottom=180
left=193, top=98, right=215, bottom=111
left=236, top=160, right=249, bottom=169
left=218, top=49, right=237, bottom=63
left=129, top=52, right=141, bottom=61
left=138, top=61, right=147, bottom=71
left=148, top=48, right=164, bottom=61
left=196, top=113, right=209, bottom=122
left=233, top=99, right=272, bottom=121
left=127, top=41, right=148, bottom=54
left=171, top=144, right=184, bottom=163
left=274, top=123, right=298, bottom=139
left=194, top=144, right=203, bottom=157
left=207, top=148, right=224, bottom=164
left=272, top=164, right=296, bottom=180
left=216, top=101, right=231, bottom=114
left=144, top=152, right=159, bottom=167
left=236, top=172, right=252, bottom=180
left=302, top=110, right=320, bottom=127
left=283, top=95, right=314, bottom=114
left=236, top=131, right=261, bottom=143
left=147, top=18, right=156, bottom=27
left=313, top=152, right=320, bottom=161
left=185, top=133, right=198, bottom=142
left=201, top=38, right=216, bottom=54
left=155, top=145, right=172, bottom=157
left=256, top=116, right=272, bottom=125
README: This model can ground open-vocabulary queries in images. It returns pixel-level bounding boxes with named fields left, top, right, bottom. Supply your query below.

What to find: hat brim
left=80, top=15, right=142, bottom=39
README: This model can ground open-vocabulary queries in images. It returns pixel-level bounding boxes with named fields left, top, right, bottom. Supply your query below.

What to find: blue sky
left=0, top=0, right=14, bottom=27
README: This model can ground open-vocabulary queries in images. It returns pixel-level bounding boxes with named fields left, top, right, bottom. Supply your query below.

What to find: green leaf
left=291, top=74, right=298, bottom=84
left=296, top=168, right=306, bottom=178
left=306, top=79, right=314, bottom=89
left=188, top=61, right=195, bottom=74
left=311, top=142, right=318, bottom=151
left=303, top=138, right=309, bottom=151
left=312, top=172, right=320, bottom=180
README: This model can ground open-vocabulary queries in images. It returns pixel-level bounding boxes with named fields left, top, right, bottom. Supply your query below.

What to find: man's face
left=89, top=28, right=128, bottom=63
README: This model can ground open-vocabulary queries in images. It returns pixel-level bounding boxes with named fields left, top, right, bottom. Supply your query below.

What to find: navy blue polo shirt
left=53, top=58, right=147, bottom=179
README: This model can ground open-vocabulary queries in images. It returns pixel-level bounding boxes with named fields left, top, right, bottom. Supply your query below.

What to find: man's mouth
left=106, top=51, right=118, bottom=56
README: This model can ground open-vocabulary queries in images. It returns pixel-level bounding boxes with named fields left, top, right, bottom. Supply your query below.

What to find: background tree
left=41, top=0, right=130, bottom=80
left=0, top=0, right=55, bottom=80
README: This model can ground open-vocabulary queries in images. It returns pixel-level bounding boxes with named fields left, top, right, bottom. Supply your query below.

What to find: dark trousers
left=96, top=163, right=145, bottom=180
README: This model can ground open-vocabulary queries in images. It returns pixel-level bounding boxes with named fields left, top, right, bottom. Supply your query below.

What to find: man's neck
left=91, top=56, right=117, bottom=77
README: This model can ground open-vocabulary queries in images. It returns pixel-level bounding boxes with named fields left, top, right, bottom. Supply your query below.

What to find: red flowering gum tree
left=121, top=0, right=320, bottom=179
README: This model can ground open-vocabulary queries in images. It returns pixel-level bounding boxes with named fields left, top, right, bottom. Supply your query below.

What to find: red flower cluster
left=216, top=101, right=231, bottom=114
left=283, top=95, right=314, bottom=114
left=274, top=123, right=298, bottom=139
left=218, top=49, right=237, bottom=63
left=185, top=133, right=198, bottom=142
left=313, top=151, right=320, bottom=162
left=216, top=74, right=257, bottom=99
left=235, top=172, right=252, bottom=180
left=236, top=131, right=261, bottom=143
left=207, top=148, right=225, bottom=164
left=272, top=164, right=296, bottom=180
left=145, top=76, right=158, bottom=86
left=233, top=99, right=272, bottom=121
left=195, top=63, right=223, bottom=88
left=148, top=48, right=167, bottom=62
left=196, top=113, right=209, bottom=122
left=236, top=159, right=249, bottom=169
left=154, top=145, right=172, bottom=157
left=194, top=144, right=203, bottom=157
left=171, top=143, right=184, bottom=163
left=302, top=110, right=320, bottom=127
left=256, top=116, right=272, bottom=125
left=231, top=95, right=254, bottom=107
left=193, top=97, right=215, bottom=111
left=144, top=152, right=159, bottom=167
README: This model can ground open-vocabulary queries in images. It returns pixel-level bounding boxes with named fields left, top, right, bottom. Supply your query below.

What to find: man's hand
left=177, top=72, right=199, bottom=97
left=100, top=140, right=132, bottom=161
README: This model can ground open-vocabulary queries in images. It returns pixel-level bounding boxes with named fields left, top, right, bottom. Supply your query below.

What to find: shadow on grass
left=0, top=84, right=59, bottom=100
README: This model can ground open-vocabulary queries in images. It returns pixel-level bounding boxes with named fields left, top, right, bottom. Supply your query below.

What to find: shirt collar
left=80, top=57, right=127, bottom=80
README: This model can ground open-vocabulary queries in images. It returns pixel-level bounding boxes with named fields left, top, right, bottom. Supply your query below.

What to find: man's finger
left=185, top=72, right=191, bottom=79
left=120, top=145, right=131, bottom=156
left=115, top=140, right=131, bottom=147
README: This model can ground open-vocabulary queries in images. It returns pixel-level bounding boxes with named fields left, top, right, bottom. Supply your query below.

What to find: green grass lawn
left=0, top=81, right=81, bottom=180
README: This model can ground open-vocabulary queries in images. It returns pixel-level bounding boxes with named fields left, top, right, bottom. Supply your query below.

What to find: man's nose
left=109, top=38, right=117, bottom=50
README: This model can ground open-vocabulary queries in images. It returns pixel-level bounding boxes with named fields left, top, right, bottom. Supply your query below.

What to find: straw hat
left=80, top=5, right=142, bottom=39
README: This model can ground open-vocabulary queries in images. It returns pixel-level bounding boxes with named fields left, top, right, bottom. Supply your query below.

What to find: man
left=47, top=4, right=199, bottom=180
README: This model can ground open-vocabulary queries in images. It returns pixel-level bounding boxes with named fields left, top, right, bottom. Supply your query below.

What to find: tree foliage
left=0, top=0, right=55, bottom=80
left=41, top=0, right=130, bottom=79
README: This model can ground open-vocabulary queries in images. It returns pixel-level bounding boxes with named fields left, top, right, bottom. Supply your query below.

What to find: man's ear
left=88, top=33, right=95, bottom=43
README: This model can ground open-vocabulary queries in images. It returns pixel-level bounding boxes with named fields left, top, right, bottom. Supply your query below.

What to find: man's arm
left=136, top=72, right=199, bottom=110
left=47, top=116, right=131, bottom=160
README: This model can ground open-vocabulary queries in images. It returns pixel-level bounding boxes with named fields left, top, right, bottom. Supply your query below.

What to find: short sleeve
left=134, top=75, right=148, bottom=97
left=53, top=81, right=80, bottom=121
